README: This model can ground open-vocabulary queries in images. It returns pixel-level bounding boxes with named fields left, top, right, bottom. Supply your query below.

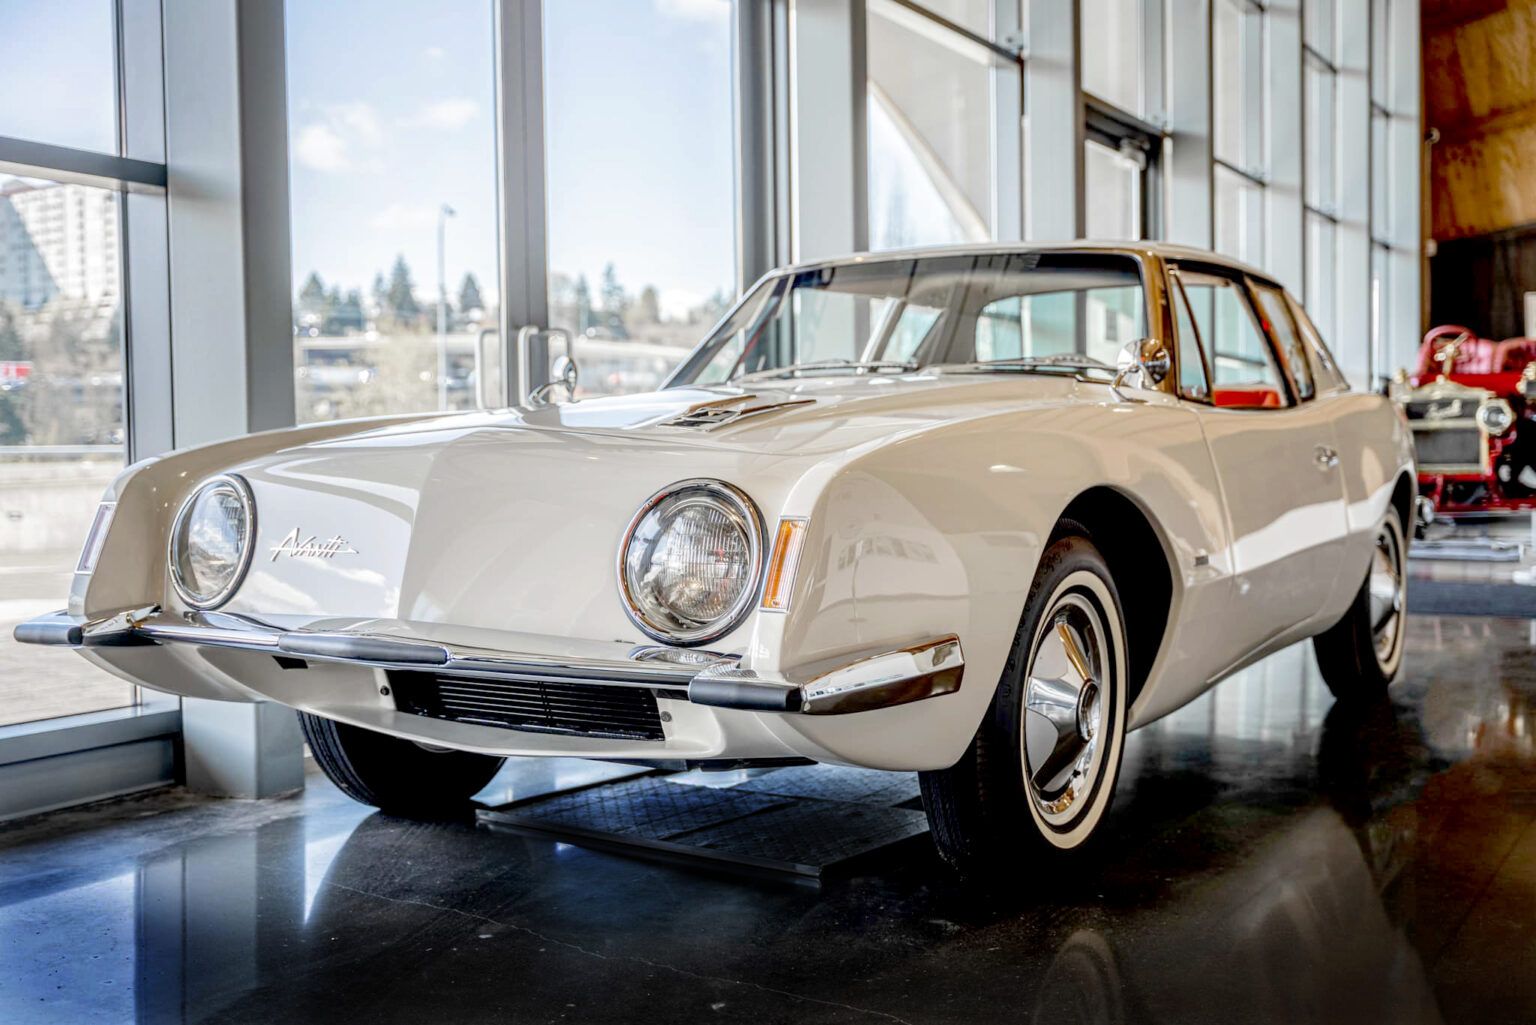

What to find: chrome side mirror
left=530, top=353, right=579, bottom=406
left=1112, top=338, right=1170, bottom=402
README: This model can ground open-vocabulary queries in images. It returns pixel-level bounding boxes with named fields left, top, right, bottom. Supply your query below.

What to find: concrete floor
left=2, top=613, right=1534, bottom=1024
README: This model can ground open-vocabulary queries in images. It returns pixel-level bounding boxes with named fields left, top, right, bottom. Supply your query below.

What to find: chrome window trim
left=616, top=478, right=766, bottom=647
left=167, top=473, right=257, bottom=611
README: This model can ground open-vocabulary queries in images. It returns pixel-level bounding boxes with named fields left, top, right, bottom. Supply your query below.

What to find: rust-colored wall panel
left=1426, top=0, right=1536, bottom=239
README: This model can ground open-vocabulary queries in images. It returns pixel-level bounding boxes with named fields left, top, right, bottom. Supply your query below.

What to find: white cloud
left=655, top=0, right=729, bottom=22
left=293, top=124, right=351, bottom=173
left=397, top=98, right=479, bottom=131
left=368, top=203, right=441, bottom=230
left=423, top=45, right=446, bottom=60
left=292, top=102, right=385, bottom=173
left=331, top=102, right=384, bottom=146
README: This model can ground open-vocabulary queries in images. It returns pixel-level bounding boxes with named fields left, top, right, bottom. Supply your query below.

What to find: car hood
left=319, top=371, right=1089, bottom=455
left=212, top=371, right=1093, bottom=641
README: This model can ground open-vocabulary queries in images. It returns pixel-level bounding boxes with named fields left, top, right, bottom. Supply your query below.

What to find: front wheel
left=919, top=532, right=1129, bottom=877
left=1313, top=513, right=1407, bottom=702
left=299, top=712, right=506, bottom=818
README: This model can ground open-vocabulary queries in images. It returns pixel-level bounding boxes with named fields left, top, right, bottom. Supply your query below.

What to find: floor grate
left=478, top=764, right=930, bottom=880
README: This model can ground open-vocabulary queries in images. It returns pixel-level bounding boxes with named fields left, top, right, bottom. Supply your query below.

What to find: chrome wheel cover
left=1368, top=521, right=1405, bottom=666
left=1022, top=590, right=1111, bottom=828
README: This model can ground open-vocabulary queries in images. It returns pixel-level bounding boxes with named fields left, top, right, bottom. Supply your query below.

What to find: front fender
left=71, top=413, right=449, bottom=618
left=748, top=394, right=1222, bottom=771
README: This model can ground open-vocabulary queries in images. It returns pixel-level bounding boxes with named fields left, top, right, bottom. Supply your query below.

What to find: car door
left=1169, top=263, right=1349, bottom=655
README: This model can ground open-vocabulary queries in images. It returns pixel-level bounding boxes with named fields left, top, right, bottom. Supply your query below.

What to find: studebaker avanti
left=18, top=243, right=1414, bottom=875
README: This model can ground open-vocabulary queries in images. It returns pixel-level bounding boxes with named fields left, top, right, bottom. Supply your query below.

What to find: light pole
left=436, top=202, right=456, bottom=410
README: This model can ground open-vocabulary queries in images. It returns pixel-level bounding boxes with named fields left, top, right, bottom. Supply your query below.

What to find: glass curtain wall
left=1303, top=0, right=1340, bottom=351
left=866, top=0, right=1016, bottom=251
left=544, top=0, right=736, bottom=398
left=1080, top=0, right=1162, bottom=241
left=284, top=0, right=500, bottom=423
left=0, top=1, right=135, bottom=726
left=1369, top=0, right=1395, bottom=379
left=1212, top=0, right=1266, bottom=265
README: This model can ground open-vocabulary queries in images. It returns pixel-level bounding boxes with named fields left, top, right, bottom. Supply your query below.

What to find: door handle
left=1313, top=444, right=1339, bottom=470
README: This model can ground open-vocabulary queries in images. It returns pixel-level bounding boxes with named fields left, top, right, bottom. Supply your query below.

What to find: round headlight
left=169, top=474, right=255, bottom=609
left=618, top=480, right=765, bottom=645
left=1478, top=399, right=1515, bottom=436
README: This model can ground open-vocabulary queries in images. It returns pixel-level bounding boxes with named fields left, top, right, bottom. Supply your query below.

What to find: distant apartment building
left=0, top=181, right=119, bottom=309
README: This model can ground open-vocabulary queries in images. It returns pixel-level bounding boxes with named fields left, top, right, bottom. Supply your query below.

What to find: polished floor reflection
left=3, top=615, right=1535, bottom=1024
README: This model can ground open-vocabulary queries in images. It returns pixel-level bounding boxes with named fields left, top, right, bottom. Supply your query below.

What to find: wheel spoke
left=1023, top=620, right=1092, bottom=790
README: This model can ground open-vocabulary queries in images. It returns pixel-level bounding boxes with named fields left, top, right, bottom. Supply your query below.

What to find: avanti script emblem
left=270, top=527, right=360, bottom=561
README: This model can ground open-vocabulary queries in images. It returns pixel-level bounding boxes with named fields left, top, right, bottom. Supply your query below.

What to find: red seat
left=1212, top=386, right=1283, bottom=409
left=1497, top=337, right=1536, bottom=374
left=1415, top=325, right=1498, bottom=377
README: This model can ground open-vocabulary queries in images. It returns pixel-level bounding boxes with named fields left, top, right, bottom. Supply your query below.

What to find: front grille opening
left=1413, top=426, right=1482, bottom=469
left=388, top=671, right=666, bottom=741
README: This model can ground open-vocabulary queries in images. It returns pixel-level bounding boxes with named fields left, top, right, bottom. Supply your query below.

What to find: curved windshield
left=669, top=251, right=1148, bottom=386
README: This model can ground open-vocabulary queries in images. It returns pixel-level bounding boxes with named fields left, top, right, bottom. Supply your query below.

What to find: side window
left=1252, top=283, right=1315, bottom=400
left=1285, top=292, right=1350, bottom=391
left=1169, top=273, right=1211, bottom=402
left=1177, top=269, right=1292, bottom=409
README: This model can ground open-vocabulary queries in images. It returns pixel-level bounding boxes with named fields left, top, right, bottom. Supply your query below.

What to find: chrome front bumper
left=16, top=607, right=963, bottom=716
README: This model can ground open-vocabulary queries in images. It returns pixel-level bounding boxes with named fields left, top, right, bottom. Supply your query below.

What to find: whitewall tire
left=1313, top=512, right=1407, bottom=701
left=920, top=531, right=1129, bottom=876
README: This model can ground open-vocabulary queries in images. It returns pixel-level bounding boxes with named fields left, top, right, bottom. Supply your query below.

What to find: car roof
left=777, top=241, right=1278, bottom=290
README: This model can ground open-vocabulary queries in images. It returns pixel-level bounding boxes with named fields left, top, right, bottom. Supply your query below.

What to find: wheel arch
left=1050, top=485, right=1178, bottom=711
left=1390, top=470, right=1414, bottom=535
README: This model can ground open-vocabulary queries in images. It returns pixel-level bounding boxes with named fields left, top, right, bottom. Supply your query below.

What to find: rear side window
left=1176, top=268, right=1292, bottom=409
left=1252, top=283, right=1315, bottom=400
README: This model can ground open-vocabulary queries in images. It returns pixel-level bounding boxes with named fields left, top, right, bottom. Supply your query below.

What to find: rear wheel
left=1313, top=513, right=1407, bottom=702
left=299, top=712, right=506, bottom=818
left=920, top=533, right=1129, bottom=877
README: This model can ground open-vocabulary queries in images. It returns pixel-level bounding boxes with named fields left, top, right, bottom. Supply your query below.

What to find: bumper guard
left=16, top=606, right=963, bottom=716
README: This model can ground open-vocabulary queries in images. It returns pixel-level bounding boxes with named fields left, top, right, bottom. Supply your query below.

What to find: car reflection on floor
left=2, top=615, right=1534, bottom=1024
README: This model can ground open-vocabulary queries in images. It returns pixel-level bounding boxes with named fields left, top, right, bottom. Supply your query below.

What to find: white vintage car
left=18, top=243, right=1414, bottom=873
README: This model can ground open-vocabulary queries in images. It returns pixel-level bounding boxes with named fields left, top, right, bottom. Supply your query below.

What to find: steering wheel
left=1424, top=325, right=1475, bottom=377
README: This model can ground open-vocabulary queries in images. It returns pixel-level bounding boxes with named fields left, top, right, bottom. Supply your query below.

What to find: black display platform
left=477, top=764, right=929, bottom=881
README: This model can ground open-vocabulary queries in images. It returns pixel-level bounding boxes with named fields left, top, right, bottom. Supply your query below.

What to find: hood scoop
left=655, top=393, right=815, bottom=431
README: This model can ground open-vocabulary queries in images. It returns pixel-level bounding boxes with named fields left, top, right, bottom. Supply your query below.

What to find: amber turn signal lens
left=761, top=517, right=808, bottom=611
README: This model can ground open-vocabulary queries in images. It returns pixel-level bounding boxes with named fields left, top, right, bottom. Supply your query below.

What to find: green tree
left=387, top=255, right=420, bottom=320
left=601, top=263, right=627, bottom=317
left=457, top=272, right=484, bottom=315
left=574, top=274, right=594, bottom=335
left=635, top=285, right=661, bottom=325
left=298, top=271, right=327, bottom=307
left=0, top=304, right=27, bottom=444
left=327, top=289, right=365, bottom=334
left=601, top=263, right=630, bottom=338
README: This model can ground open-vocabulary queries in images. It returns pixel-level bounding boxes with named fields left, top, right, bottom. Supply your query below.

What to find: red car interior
left=1212, top=386, right=1284, bottom=409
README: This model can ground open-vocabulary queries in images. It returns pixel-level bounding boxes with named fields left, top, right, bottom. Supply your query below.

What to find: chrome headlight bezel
left=169, top=473, right=256, bottom=610
left=1478, top=398, right=1515, bottom=436
left=617, top=479, right=766, bottom=646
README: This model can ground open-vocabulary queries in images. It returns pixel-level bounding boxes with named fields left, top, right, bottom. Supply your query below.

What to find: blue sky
left=285, top=0, right=736, bottom=315
left=0, top=0, right=737, bottom=318
left=0, top=0, right=118, bottom=153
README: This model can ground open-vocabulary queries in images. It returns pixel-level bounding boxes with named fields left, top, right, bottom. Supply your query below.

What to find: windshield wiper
left=960, top=355, right=1116, bottom=374
left=736, top=359, right=919, bottom=382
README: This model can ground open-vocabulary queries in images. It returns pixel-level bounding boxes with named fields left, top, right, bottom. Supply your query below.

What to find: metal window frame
left=1083, top=98, right=1167, bottom=240
left=0, top=0, right=177, bottom=814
